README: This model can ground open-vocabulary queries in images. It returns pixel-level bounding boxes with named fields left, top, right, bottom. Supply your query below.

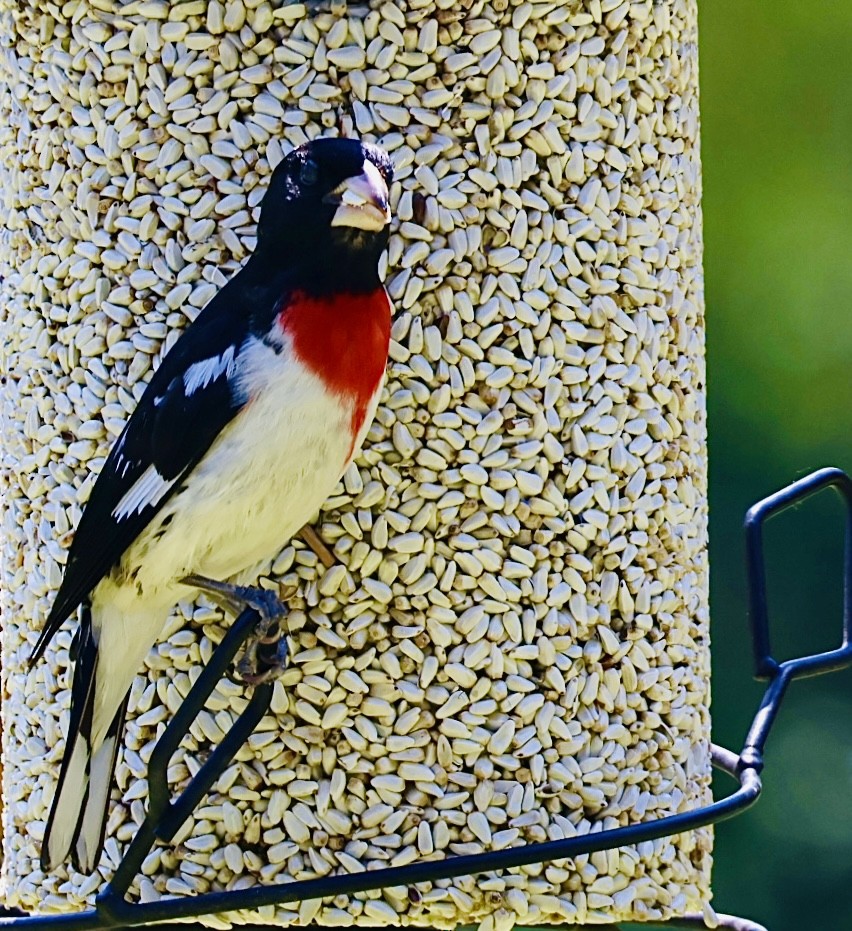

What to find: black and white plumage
left=32, top=137, right=394, bottom=873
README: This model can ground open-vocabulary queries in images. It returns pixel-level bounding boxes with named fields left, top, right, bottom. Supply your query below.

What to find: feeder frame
left=1, top=466, right=849, bottom=931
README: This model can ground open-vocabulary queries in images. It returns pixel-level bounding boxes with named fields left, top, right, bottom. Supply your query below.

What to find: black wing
left=30, top=283, right=259, bottom=663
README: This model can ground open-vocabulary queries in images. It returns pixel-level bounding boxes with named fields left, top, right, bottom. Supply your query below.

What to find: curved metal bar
left=741, top=467, right=852, bottom=773
left=108, top=610, right=272, bottom=895
left=0, top=753, right=759, bottom=931
left=95, top=761, right=761, bottom=926
left=745, top=466, right=852, bottom=679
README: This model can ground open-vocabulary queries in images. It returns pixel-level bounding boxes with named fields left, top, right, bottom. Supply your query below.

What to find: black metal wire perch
left=1, top=467, right=850, bottom=931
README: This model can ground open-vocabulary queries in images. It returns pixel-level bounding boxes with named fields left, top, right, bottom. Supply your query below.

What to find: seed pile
left=0, top=0, right=712, bottom=925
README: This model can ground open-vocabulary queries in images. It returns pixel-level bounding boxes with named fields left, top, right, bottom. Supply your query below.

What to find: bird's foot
left=238, top=633, right=289, bottom=687
left=181, top=574, right=294, bottom=684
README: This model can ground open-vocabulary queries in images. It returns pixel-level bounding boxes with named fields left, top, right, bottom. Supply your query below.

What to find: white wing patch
left=183, top=346, right=236, bottom=396
left=112, top=465, right=174, bottom=520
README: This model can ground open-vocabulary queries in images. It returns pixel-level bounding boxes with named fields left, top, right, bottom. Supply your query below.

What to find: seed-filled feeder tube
left=0, top=0, right=711, bottom=925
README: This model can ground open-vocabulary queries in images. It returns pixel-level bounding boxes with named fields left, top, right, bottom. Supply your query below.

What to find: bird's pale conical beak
left=327, top=160, right=391, bottom=232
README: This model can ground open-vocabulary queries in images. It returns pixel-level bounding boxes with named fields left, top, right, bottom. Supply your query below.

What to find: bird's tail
left=41, top=614, right=128, bottom=873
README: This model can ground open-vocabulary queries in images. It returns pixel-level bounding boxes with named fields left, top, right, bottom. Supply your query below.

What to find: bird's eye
left=300, top=159, right=319, bottom=186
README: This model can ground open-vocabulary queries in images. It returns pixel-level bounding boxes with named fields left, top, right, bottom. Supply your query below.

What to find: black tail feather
left=41, top=615, right=98, bottom=871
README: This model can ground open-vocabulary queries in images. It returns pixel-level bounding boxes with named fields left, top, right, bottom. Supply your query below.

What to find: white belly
left=148, top=398, right=350, bottom=584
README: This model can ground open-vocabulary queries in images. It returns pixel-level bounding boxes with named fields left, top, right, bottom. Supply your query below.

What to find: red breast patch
left=279, top=289, right=391, bottom=455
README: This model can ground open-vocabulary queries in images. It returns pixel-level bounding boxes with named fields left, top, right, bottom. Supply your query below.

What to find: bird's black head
left=254, top=137, right=393, bottom=294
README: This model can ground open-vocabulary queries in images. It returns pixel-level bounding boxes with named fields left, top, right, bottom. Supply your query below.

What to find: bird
left=30, top=137, right=394, bottom=874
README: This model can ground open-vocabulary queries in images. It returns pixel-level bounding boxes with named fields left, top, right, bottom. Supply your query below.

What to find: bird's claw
left=233, top=584, right=287, bottom=633
left=181, top=574, right=295, bottom=686
left=238, top=634, right=289, bottom=685
left=234, top=586, right=293, bottom=685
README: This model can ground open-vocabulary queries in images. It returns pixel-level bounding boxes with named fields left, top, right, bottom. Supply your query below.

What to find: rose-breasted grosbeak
left=31, top=137, right=394, bottom=873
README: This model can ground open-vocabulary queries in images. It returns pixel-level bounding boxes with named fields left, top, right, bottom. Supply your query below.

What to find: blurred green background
left=637, top=1, right=852, bottom=928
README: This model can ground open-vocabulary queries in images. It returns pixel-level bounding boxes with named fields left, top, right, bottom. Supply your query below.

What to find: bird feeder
left=0, top=0, right=749, bottom=927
